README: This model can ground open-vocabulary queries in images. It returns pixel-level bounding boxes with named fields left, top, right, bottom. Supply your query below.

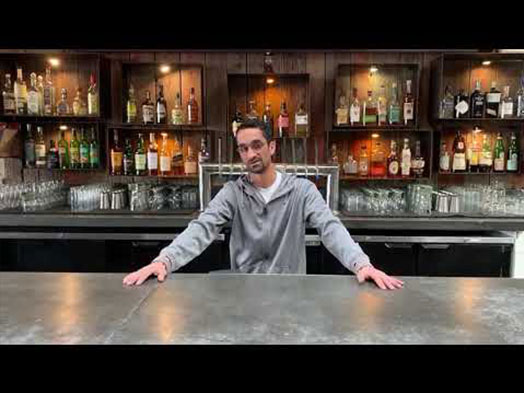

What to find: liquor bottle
left=36, top=75, right=44, bottom=115
left=329, top=143, right=339, bottom=166
left=262, top=103, right=273, bottom=138
left=277, top=101, right=289, bottom=138
left=58, top=130, right=69, bottom=169
left=387, top=140, right=400, bottom=177
left=187, top=87, right=199, bottom=124
left=110, top=130, right=123, bottom=175
left=171, top=92, right=184, bottom=125
left=439, top=142, right=450, bottom=173
left=454, top=89, right=469, bottom=118
left=159, top=133, right=171, bottom=176
left=35, top=126, right=46, bottom=169
left=358, top=144, right=369, bottom=176
left=452, top=130, right=467, bottom=173
left=89, top=128, right=99, bottom=169
left=232, top=103, right=243, bottom=137
left=134, top=133, right=147, bottom=176
left=72, top=88, right=87, bottom=116
left=142, top=91, right=155, bottom=125
left=470, top=80, right=485, bottom=118
left=69, top=128, right=81, bottom=169
left=87, top=73, right=98, bottom=116
left=123, top=138, right=134, bottom=176
left=2, top=74, right=15, bottom=114
left=172, top=135, right=184, bottom=175
left=363, top=90, right=377, bottom=125
left=184, top=142, right=197, bottom=175
left=371, top=140, right=386, bottom=177
left=147, top=132, right=158, bottom=176
left=79, top=128, right=90, bottom=169
left=24, top=124, right=36, bottom=168
left=295, top=103, right=309, bottom=137
left=412, top=140, right=425, bottom=178
left=198, top=136, right=210, bottom=164
left=57, top=88, right=70, bottom=116
left=500, top=86, right=514, bottom=119
left=46, top=140, right=59, bottom=169
left=14, top=67, right=27, bottom=115
left=439, top=85, right=455, bottom=119
left=156, top=84, right=167, bottom=124
left=27, top=73, right=40, bottom=115
left=401, top=138, right=411, bottom=177
left=517, top=78, right=524, bottom=118
left=469, top=133, right=480, bottom=173
left=343, top=153, right=358, bottom=175
left=388, top=83, right=401, bottom=124
left=335, top=93, right=349, bottom=126
left=479, top=133, right=493, bottom=173
left=507, top=132, right=519, bottom=172
left=247, top=101, right=259, bottom=121
left=126, top=84, right=137, bottom=123
left=377, top=85, right=387, bottom=125
left=403, top=80, right=414, bottom=125
left=485, top=81, right=501, bottom=118
left=43, top=66, right=55, bottom=116
left=493, top=133, right=505, bottom=172
left=349, top=88, right=361, bottom=126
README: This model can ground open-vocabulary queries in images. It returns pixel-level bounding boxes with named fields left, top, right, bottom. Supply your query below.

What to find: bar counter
left=1, top=272, right=524, bottom=344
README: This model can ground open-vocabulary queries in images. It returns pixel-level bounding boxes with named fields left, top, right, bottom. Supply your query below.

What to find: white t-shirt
left=255, top=171, right=282, bottom=204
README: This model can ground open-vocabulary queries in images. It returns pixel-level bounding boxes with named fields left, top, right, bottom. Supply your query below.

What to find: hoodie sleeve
left=152, top=182, right=237, bottom=273
left=303, top=180, right=372, bottom=274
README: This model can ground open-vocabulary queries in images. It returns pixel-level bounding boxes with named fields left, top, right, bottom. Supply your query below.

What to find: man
left=123, top=119, right=404, bottom=290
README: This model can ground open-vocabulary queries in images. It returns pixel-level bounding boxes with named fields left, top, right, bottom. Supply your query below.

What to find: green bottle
left=507, top=132, right=519, bottom=172
left=58, top=130, right=69, bottom=169
left=493, top=133, right=505, bottom=172
left=123, top=138, right=134, bottom=176
left=80, top=128, right=90, bottom=169
left=89, top=128, right=99, bottom=169
left=69, top=128, right=80, bottom=169
left=134, top=133, right=146, bottom=176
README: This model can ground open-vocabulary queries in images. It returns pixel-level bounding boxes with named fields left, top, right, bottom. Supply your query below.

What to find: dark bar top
left=1, top=273, right=524, bottom=344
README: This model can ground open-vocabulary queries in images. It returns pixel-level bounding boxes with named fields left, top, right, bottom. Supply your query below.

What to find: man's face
left=236, top=128, right=275, bottom=174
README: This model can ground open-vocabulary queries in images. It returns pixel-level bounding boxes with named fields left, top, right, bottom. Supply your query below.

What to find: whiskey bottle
left=27, top=73, right=40, bottom=115
left=89, top=128, right=99, bottom=169
left=184, top=142, right=197, bottom=175
left=330, top=143, right=339, bottom=166
left=485, top=81, right=501, bottom=118
left=123, top=138, right=134, bottom=176
left=454, top=89, right=469, bottom=118
left=412, top=140, right=425, bottom=177
left=295, top=103, right=309, bottom=137
left=35, top=126, right=46, bottom=169
left=87, top=73, right=98, bottom=116
left=171, top=92, right=184, bottom=124
left=57, top=88, right=70, bottom=116
left=232, top=103, right=243, bottom=137
left=24, top=124, right=36, bottom=168
left=262, top=103, right=273, bottom=138
left=343, top=153, right=358, bottom=175
left=500, top=86, right=514, bottom=119
left=439, top=85, right=455, bottom=119
left=507, top=132, right=519, bottom=172
left=401, top=138, right=411, bottom=177
left=58, top=130, right=69, bottom=169
left=142, top=91, right=155, bottom=125
left=110, top=130, right=123, bottom=175
left=134, top=133, right=147, bottom=176
left=479, top=133, right=493, bottom=173
left=388, top=83, right=401, bottom=124
left=439, top=142, right=450, bottom=173
left=335, top=93, right=349, bottom=126
left=493, top=133, right=505, bottom=172
left=172, top=135, right=184, bottom=175
left=517, top=78, right=524, bottom=118
left=147, top=132, right=158, bottom=176
left=80, top=128, right=90, bottom=169
left=349, top=88, right=361, bottom=126
left=159, top=133, right=171, bottom=176
left=387, top=140, right=400, bottom=177
left=126, top=84, right=137, bottom=123
left=73, top=88, right=86, bottom=116
left=403, top=80, right=414, bottom=125
left=70, top=128, right=81, bottom=169
left=469, top=133, right=480, bottom=173
left=452, top=130, right=467, bottom=173
left=198, top=136, right=210, bottom=164
left=2, top=74, right=15, bottom=114
left=470, top=80, right=485, bottom=118
left=363, top=90, right=377, bottom=125
left=14, top=67, right=27, bottom=115
left=187, top=87, right=199, bottom=124
left=43, top=66, right=55, bottom=116
left=377, top=85, right=387, bottom=125
left=247, top=101, right=259, bottom=121
left=277, top=101, right=289, bottom=138
left=36, top=75, right=44, bottom=115
left=156, top=84, right=167, bottom=124
left=46, top=140, right=59, bottom=169
left=358, top=144, right=369, bottom=176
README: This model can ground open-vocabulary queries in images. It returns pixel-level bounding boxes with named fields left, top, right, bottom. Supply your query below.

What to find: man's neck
left=249, top=164, right=277, bottom=188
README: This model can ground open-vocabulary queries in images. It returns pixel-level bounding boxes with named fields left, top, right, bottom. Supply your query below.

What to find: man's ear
left=269, top=140, right=276, bottom=156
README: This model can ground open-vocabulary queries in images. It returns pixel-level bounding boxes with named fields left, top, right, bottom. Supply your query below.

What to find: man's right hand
left=123, top=261, right=168, bottom=286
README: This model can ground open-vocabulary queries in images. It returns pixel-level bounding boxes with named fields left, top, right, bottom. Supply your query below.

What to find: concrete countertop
left=1, top=273, right=523, bottom=344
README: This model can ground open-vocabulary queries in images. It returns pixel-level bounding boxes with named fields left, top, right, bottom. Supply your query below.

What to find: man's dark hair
left=235, top=118, right=272, bottom=142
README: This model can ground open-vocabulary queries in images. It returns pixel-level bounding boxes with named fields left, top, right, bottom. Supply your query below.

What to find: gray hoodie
left=153, top=170, right=371, bottom=274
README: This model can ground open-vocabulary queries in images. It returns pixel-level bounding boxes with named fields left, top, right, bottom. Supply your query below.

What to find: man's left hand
left=356, top=266, right=404, bottom=290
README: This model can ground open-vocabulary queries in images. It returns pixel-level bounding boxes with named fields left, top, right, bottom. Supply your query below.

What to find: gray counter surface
left=1, top=273, right=524, bottom=344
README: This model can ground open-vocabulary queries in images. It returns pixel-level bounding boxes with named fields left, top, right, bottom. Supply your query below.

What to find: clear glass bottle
left=35, top=126, right=46, bottom=168
left=134, top=133, right=147, bottom=176
left=401, top=138, right=411, bottom=177
left=479, top=133, right=493, bottom=173
left=232, top=103, right=243, bottom=137
left=358, top=144, right=369, bottom=176
left=36, top=75, right=44, bottom=115
left=469, top=132, right=480, bottom=173
left=89, top=128, right=99, bottom=169
left=147, top=132, right=158, bottom=176
left=79, top=128, right=90, bottom=169
left=485, top=81, right=501, bottom=118
left=187, top=87, right=199, bottom=124
left=387, top=140, right=400, bottom=177
left=198, top=136, right=210, bottom=164
left=262, top=103, right=273, bottom=138
left=58, top=130, right=69, bottom=169
left=159, top=133, right=171, bottom=176
left=156, top=84, right=167, bottom=124
left=500, top=86, right=514, bottom=119
left=14, top=67, right=28, bottom=115
left=349, top=88, right=360, bottom=126
left=277, top=101, right=289, bottom=138
left=403, top=80, right=414, bottom=125
left=27, top=73, right=40, bottom=115
left=87, top=73, right=98, bottom=116
left=439, top=142, right=450, bottom=173
left=335, top=93, right=349, bottom=126
left=127, top=84, right=137, bottom=123
left=111, top=130, right=123, bottom=176
left=247, top=100, right=259, bottom=121
left=470, top=80, right=485, bottom=118
left=69, top=128, right=80, bottom=169
left=439, top=85, right=455, bottom=119
left=377, top=85, right=387, bottom=125
left=330, top=143, right=339, bottom=166
left=43, top=66, right=55, bottom=116
left=507, top=132, right=519, bottom=172
left=73, top=87, right=86, bottom=116
left=452, top=130, right=467, bottom=173
left=2, top=74, right=15, bottom=114
left=24, top=124, right=36, bottom=168
left=57, top=88, right=70, bottom=116
left=171, top=92, right=184, bottom=125
left=142, top=91, right=155, bottom=125
left=388, top=83, right=401, bottom=124
left=363, top=90, right=377, bottom=125
left=343, top=153, right=358, bottom=175
left=123, top=138, right=134, bottom=176
left=295, top=103, right=309, bottom=137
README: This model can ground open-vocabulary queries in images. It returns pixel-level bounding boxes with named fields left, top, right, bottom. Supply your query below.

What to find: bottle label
left=336, top=108, right=348, bottom=125
left=278, top=116, right=289, bottom=128
left=27, top=92, right=39, bottom=114
left=185, top=161, right=197, bottom=174
left=143, top=105, right=154, bottom=123
left=470, top=151, right=479, bottom=166
left=486, top=93, right=501, bottom=103
left=494, top=157, right=505, bottom=171
left=401, top=152, right=411, bottom=176
left=389, top=107, right=400, bottom=123
left=70, top=147, right=80, bottom=163
left=90, top=148, right=99, bottom=165
left=3, top=96, right=15, bottom=111
left=147, top=152, right=158, bottom=170
left=25, top=142, right=35, bottom=164
left=453, top=153, right=466, bottom=171
left=479, top=154, right=493, bottom=166
left=157, top=105, right=166, bottom=120
left=58, top=146, right=67, bottom=156
left=502, top=103, right=514, bottom=117
left=80, top=146, right=90, bottom=164
left=440, top=155, right=450, bottom=171
left=358, top=160, right=368, bottom=174
left=127, top=104, right=137, bottom=121
left=160, top=156, right=171, bottom=172
left=135, top=154, right=146, bottom=170
left=88, top=93, right=98, bottom=115
left=389, top=161, right=399, bottom=175
left=112, top=152, right=123, bottom=170
left=172, top=109, right=184, bottom=125
left=455, top=101, right=468, bottom=115
left=350, top=106, right=360, bottom=123
left=507, top=154, right=518, bottom=171
left=403, top=102, right=414, bottom=120
left=295, top=114, right=308, bottom=125
left=458, top=142, right=464, bottom=150
left=486, top=107, right=498, bottom=117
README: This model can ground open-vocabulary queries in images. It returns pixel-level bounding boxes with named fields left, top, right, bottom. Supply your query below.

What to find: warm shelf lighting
left=473, top=126, right=482, bottom=133
left=59, top=125, right=68, bottom=130
left=266, top=77, right=275, bottom=85
left=160, top=65, right=171, bottom=74
left=48, top=58, right=60, bottom=67
left=482, top=60, right=491, bottom=66
left=371, top=133, right=380, bottom=138
left=370, top=65, right=379, bottom=73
